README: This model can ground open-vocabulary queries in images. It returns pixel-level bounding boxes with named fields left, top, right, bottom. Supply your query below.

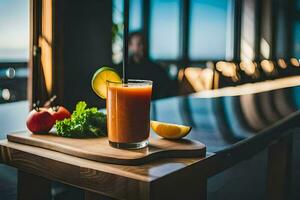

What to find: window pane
left=294, top=22, right=300, bottom=57
left=240, top=0, right=256, bottom=61
left=112, top=0, right=123, bottom=24
left=112, top=0, right=124, bottom=63
left=129, top=0, right=143, bottom=31
left=0, top=0, right=29, bottom=62
left=189, top=0, right=234, bottom=60
left=275, top=1, right=287, bottom=58
left=149, top=0, right=180, bottom=59
left=112, top=0, right=143, bottom=63
left=112, top=0, right=142, bottom=31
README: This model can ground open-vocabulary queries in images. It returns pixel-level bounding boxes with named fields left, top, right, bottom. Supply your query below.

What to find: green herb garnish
left=55, top=101, right=107, bottom=138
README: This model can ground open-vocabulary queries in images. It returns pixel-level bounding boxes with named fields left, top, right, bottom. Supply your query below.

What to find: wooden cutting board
left=7, top=132, right=206, bottom=165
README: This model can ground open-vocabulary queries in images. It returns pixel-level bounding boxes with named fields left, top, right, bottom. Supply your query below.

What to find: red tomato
left=26, top=109, right=55, bottom=133
left=48, top=106, right=71, bottom=122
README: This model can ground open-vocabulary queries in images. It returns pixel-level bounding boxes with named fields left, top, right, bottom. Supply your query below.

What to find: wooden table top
left=1, top=77, right=300, bottom=199
left=0, top=139, right=215, bottom=199
left=0, top=139, right=214, bottom=182
left=2, top=77, right=300, bottom=179
left=152, top=77, right=300, bottom=153
left=6, top=132, right=206, bottom=165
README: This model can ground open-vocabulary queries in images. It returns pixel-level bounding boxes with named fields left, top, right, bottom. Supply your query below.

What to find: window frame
left=290, top=0, right=300, bottom=57
left=0, top=0, right=31, bottom=104
left=142, top=0, right=242, bottom=67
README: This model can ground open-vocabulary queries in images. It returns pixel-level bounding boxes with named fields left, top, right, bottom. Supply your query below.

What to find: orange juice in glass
left=106, top=80, right=152, bottom=149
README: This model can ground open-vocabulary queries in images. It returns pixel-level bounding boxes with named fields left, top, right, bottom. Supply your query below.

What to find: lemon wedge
left=150, top=120, right=192, bottom=139
left=91, top=66, right=122, bottom=99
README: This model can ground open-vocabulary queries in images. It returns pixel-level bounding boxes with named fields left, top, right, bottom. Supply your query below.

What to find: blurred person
left=117, top=31, right=177, bottom=99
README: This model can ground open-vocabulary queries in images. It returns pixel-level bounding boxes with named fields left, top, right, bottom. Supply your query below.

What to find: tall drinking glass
left=106, top=80, right=152, bottom=149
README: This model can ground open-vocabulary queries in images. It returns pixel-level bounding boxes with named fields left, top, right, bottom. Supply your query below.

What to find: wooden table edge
left=0, top=139, right=214, bottom=199
left=0, top=139, right=152, bottom=181
left=0, top=139, right=214, bottom=181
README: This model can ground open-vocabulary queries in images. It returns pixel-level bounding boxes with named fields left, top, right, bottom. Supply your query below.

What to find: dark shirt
left=116, top=57, right=176, bottom=99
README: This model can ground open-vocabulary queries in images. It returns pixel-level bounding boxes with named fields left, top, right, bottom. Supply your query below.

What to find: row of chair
left=214, top=58, right=300, bottom=88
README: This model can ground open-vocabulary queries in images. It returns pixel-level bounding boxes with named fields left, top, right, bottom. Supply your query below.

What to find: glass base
left=109, top=140, right=148, bottom=149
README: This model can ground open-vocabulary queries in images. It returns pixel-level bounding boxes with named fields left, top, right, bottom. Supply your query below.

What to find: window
left=0, top=0, right=29, bottom=61
left=297, top=0, right=300, bottom=11
left=294, top=22, right=300, bottom=58
left=189, top=0, right=234, bottom=60
left=113, top=0, right=235, bottom=63
left=240, top=0, right=256, bottom=61
left=275, top=7, right=287, bottom=58
left=112, top=0, right=143, bottom=63
left=149, top=0, right=181, bottom=60
left=129, top=0, right=143, bottom=32
left=0, top=0, right=29, bottom=103
left=112, top=0, right=124, bottom=64
left=293, top=0, right=300, bottom=57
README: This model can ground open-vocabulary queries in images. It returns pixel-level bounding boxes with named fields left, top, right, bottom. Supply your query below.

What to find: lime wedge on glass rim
left=91, top=67, right=122, bottom=99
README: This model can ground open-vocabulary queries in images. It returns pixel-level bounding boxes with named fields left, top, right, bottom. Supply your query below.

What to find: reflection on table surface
left=1, top=78, right=300, bottom=155
left=151, top=82, right=300, bottom=153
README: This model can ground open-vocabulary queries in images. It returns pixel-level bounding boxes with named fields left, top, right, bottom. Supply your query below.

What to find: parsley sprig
left=55, top=101, right=107, bottom=138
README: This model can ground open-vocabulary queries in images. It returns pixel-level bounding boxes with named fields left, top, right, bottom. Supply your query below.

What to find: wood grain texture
left=7, top=131, right=206, bottom=165
left=0, top=140, right=213, bottom=200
